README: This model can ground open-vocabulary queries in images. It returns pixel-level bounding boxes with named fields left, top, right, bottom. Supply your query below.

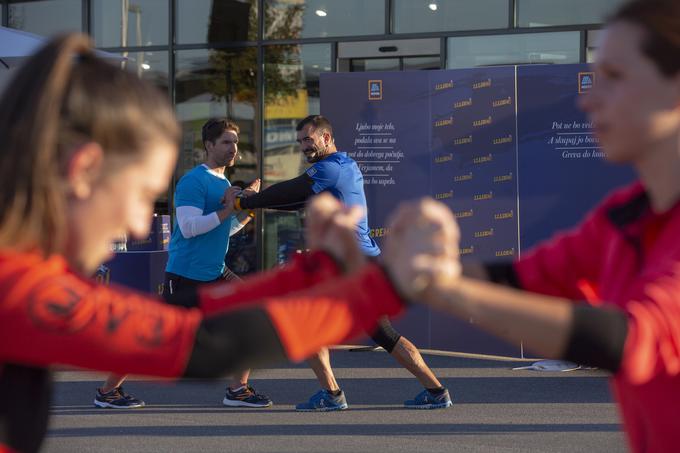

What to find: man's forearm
left=216, top=205, right=235, bottom=222
left=228, top=212, right=252, bottom=236
left=239, top=173, right=314, bottom=211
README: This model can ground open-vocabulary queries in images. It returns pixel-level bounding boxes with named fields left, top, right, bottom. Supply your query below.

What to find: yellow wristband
left=234, top=197, right=242, bottom=210
left=247, top=210, right=256, bottom=219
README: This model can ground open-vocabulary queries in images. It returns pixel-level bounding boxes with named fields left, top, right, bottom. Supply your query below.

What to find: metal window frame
left=0, top=0, right=603, bottom=272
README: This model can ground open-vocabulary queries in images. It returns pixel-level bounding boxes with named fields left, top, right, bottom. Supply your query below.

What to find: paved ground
left=43, top=348, right=626, bottom=453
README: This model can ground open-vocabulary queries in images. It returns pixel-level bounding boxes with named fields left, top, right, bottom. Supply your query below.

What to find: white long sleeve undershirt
left=176, top=206, right=245, bottom=238
left=176, top=205, right=220, bottom=238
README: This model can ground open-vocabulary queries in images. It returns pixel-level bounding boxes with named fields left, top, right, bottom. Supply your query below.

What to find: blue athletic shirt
left=166, top=165, right=239, bottom=281
left=306, top=152, right=381, bottom=256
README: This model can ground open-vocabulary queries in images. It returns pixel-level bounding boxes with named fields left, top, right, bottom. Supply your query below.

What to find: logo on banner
left=368, top=80, right=382, bottom=100
left=370, top=226, right=391, bottom=238
left=435, top=190, right=453, bottom=200
left=460, top=245, right=475, bottom=256
left=578, top=72, right=594, bottom=93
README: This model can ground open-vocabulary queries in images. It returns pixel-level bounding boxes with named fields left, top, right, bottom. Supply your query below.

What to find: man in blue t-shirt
left=164, top=119, right=272, bottom=408
left=237, top=115, right=451, bottom=411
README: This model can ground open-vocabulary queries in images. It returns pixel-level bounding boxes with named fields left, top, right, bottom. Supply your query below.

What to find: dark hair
left=611, top=0, right=680, bottom=77
left=202, top=118, right=240, bottom=149
left=296, top=115, right=334, bottom=137
left=0, top=33, right=179, bottom=256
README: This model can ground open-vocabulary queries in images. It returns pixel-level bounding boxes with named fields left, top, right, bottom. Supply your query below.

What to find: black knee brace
left=369, top=318, right=402, bottom=353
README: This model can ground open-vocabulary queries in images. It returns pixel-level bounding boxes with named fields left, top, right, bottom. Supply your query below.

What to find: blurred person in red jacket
left=0, top=34, right=434, bottom=453
left=383, top=1, right=680, bottom=451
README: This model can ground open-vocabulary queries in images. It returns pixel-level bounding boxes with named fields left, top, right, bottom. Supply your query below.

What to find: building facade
left=0, top=0, right=624, bottom=272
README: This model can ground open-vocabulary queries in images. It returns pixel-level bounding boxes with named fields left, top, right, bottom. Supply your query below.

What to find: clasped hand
left=220, top=179, right=261, bottom=207
left=304, top=195, right=462, bottom=301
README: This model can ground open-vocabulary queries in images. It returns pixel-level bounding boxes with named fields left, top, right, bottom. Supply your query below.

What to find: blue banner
left=321, top=64, right=636, bottom=356
left=322, top=71, right=431, bottom=237
left=104, top=251, right=167, bottom=296
left=516, top=65, right=635, bottom=249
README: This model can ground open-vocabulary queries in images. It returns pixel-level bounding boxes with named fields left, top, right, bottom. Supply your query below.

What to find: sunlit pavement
left=44, top=348, right=625, bottom=453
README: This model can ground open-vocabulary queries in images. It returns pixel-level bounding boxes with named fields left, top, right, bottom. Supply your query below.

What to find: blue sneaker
left=295, top=389, right=348, bottom=412
left=404, top=388, right=452, bottom=409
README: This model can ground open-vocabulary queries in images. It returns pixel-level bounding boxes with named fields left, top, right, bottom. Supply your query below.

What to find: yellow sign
left=265, top=90, right=309, bottom=120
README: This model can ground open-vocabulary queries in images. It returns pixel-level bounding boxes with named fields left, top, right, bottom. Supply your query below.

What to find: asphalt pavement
left=43, top=348, right=626, bottom=453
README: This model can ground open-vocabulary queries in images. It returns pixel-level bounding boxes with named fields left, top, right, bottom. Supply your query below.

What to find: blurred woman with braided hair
left=0, top=34, right=422, bottom=453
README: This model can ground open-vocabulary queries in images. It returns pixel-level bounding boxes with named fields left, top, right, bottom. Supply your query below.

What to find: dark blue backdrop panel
left=430, top=313, right=522, bottom=357
left=321, top=69, right=520, bottom=355
left=320, top=64, right=635, bottom=357
left=320, top=71, right=432, bottom=243
left=516, top=64, right=635, bottom=252
left=105, top=251, right=167, bottom=296
left=429, top=68, right=518, bottom=263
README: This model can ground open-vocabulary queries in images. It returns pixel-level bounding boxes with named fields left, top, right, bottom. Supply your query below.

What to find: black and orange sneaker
left=222, top=385, right=272, bottom=408
left=94, top=386, right=145, bottom=409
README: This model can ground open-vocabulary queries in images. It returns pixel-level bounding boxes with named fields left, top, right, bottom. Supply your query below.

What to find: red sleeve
left=263, top=263, right=404, bottom=362
left=0, top=444, right=18, bottom=453
left=618, top=267, right=680, bottom=384
left=0, top=255, right=201, bottom=378
left=197, top=250, right=342, bottom=317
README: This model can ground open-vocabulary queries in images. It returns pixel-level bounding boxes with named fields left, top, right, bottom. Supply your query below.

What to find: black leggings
left=369, top=317, right=402, bottom=353
left=163, top=268, right=241, bottom=302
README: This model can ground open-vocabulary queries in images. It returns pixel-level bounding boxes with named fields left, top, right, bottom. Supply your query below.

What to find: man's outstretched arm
left=238, top=173, right=315, bottom=211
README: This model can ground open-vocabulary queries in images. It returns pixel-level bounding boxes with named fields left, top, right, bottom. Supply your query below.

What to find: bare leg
left=228, top=370, right=250, bottom=390
left=223, top=369, right=272, bottom=407
left=390, top=337, right=442, bottom=389
left=96, top=373, right=145, bottom=408
left=100, top=374, right=127, bottom=393
left=308, top=347, right=340, bottom=391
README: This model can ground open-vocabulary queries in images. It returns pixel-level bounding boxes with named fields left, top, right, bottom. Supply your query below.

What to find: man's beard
left=222, top=153, right=237, bottom=167
left=304, top=145, right=325, bottom=163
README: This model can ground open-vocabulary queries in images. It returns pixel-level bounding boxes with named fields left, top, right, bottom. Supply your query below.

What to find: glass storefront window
left=175, top=47, right=259, bottom=274
left=119, top=50, right=169, bottom=98
left=175, top=47, right=258, bottom=180
left=350, top=58, right=399, bottom=72
left=8, top=0, right=81, bottom=36
left=447, top=31, right=580, bottom=69
left=92, top=0, right=168, bottom=47
left=403, top=55, right=441, bottom=71
left=262, top=43, right=330, bottom=269
left=264, top=0, right=384, bottom=40
left=517, top=0, right=626, bottom=27
left=586, top=30, right=602, bottom=63
left=112, top=50, right=171, bottom=213
left=176, top=0, right=257, bottom=44
left=392, top=0, right=508, bottom=33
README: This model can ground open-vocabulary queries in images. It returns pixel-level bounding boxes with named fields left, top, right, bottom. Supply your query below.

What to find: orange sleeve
left=0, top=256, right=201, bottom=378
left=198, top=250, right=342, bottom=316
left=263, top=262, right=404, bottom=362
